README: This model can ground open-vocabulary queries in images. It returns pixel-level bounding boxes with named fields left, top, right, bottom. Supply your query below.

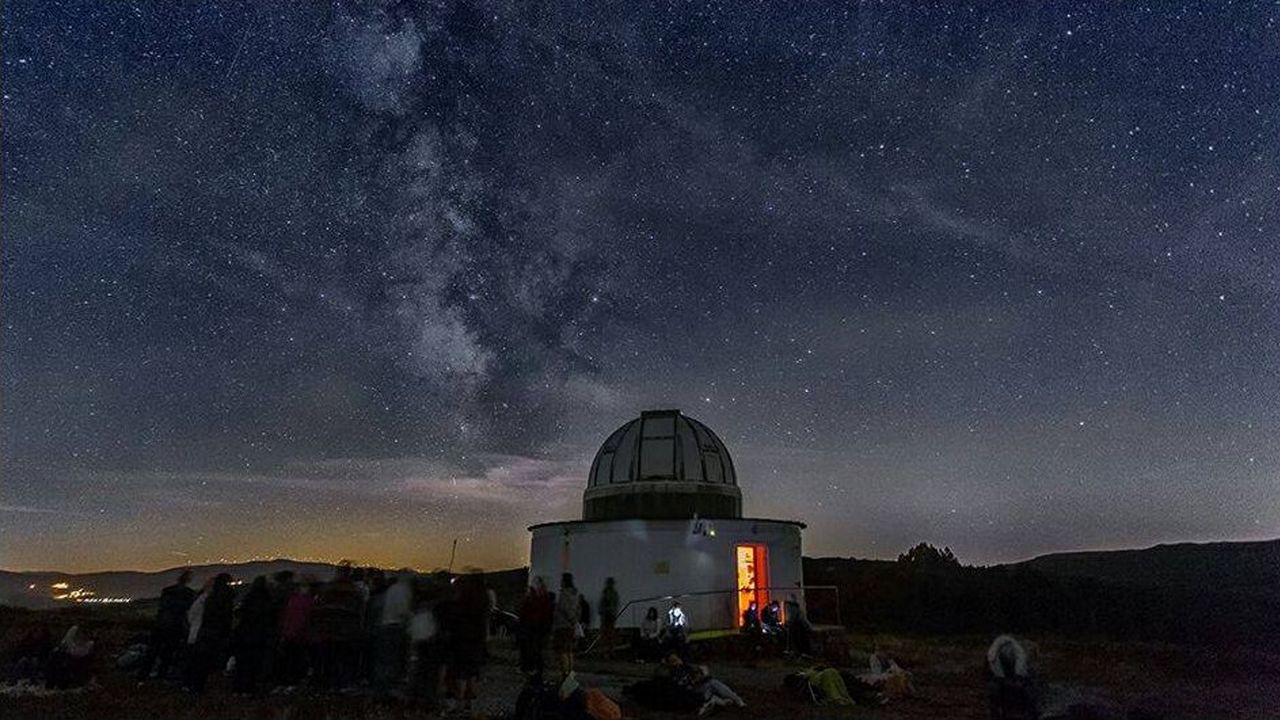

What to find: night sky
left=3, top=2, right=1278, bottom=573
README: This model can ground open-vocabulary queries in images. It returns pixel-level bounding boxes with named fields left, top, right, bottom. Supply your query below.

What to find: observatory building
left=528, top=409, right=805, bottom=630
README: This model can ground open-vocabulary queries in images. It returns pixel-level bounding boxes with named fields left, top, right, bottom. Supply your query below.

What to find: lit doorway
left=735, top=544, right=769, bottom=627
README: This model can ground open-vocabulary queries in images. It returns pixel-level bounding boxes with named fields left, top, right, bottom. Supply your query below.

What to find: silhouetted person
left=185, top=573, right=234, bottom=693
left=445, top=574, right=489, bottom=714
left=264, top=570, right=295, bottom=684
left=360, top=568, right=387, bottom=684
left=232, top=576, right=274, bottom=694
left=552, top=573, right=580, bottom=678
left=741, top=600, right=761, bottom=635
left=599, top=577, right=620, bottom=658
left=139, top=569, right=195, bottom=680
left=46, top=625, right=94, bottom=689
left=313, top=564, right=364, bottom=690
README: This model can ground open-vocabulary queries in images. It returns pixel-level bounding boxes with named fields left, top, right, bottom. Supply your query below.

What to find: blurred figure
left=46, top=626, right=95, bottom=689
left=374, top=572, right=413, bottom=694
left=185, top=573, right=234, bottom=693
left=785, top=594, right=812, bottom=656
left=986, top=634, right=1036, bottom=720
left=232, top=576, right=274, bottom=695
left=407, top=587, right=441, bottom=710
left=312, top=564, right=365, bottom=690
left=517, top=576, right=553, bottom=677
left=276, top=579, right=316, bottom=688
left=599, top=577, right=620, bottom=658
left=138, top=569, right=195, bottom=681
left=552, top=573, right=581, bottom=678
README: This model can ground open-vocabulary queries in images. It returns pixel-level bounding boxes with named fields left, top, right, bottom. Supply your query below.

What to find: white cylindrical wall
left=529, top=518, right=803, bottom=630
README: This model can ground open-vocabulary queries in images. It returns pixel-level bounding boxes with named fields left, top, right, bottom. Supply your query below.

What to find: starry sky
left=3, top=2, right=1278, bottom=573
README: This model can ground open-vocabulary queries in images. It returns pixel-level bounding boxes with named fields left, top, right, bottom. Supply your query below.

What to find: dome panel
left=583, top=409, right=742, bottom=520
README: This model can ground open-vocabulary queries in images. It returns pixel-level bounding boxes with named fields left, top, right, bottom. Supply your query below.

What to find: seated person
left=659, top=601, right=689, bottom=655
left=741, top=601, right=761, bottom=635
left=761, top=600, right=782, bottom=635
left=986, top=635, right=1036, bottom=720
left=46, top=626, right=95, bottom=689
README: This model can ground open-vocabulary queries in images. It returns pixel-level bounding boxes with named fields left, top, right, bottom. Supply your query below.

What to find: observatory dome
left=583, top=409, right=742, bottom=521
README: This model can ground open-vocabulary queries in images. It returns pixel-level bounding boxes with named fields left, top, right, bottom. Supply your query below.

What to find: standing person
left=312, top=564, right=365, bottom=691
left=138, top=569, right=196, bottom=681
left=232, top=576, right=274, bottom=695
left=362, top=570, right=388, bottom=686
left=276, top=580, right=315, bottom=688
left=785, top=594, right=811, bottom=656
left=447, top=574, right=490, bottom=714
left=185, top=573, right=234, bottom=693
left=374, top=573, right=413, bottom=694
left=517, top=576, right=553, bottom=677
left=552, top=573, right=581, bottom=678
left=598, top=577, right=620, bottom=659
left=264, top=571, right=295, bottom=685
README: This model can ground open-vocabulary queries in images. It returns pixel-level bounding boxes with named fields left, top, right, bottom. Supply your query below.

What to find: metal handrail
left=581, top=584, right=841, bottom=654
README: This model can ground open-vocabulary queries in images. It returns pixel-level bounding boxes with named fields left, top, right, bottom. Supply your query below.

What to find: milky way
left=2, top=2, right=1277, bottom=572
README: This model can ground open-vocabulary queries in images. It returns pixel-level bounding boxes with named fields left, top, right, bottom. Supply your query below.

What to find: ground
left=4, top=607, right=1279, bottom=720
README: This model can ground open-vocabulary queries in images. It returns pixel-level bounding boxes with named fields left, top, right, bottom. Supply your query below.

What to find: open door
left=735, top=543, right=769, bottom=627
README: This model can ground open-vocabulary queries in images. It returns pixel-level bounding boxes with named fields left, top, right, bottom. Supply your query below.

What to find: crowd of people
left=131, top=563, right=492, bottom=712
left=4, top=569, right=1070, bottom=718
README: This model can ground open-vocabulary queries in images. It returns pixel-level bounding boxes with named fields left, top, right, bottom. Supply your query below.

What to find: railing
left=583, top=584, right=841, bottom=653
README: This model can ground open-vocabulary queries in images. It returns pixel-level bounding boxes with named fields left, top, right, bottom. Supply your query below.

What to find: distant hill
left=0, top=561, right=533, bottom=611
left=1016, top=539, right=1280, bottom=591
left=805, top=538, right=1280, bottom=646
left=0, top=560, right=340, bottom=608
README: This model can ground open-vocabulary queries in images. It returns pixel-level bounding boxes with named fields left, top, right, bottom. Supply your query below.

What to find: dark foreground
left=5, top=626, right=1280, bottom=720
